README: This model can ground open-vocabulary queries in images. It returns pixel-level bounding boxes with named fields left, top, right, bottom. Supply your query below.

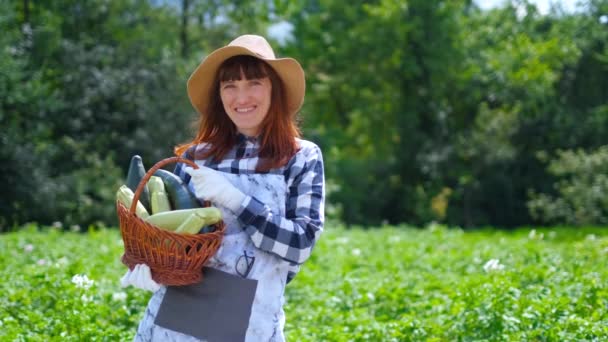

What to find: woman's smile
left=235, top=106, right=256, bottom=114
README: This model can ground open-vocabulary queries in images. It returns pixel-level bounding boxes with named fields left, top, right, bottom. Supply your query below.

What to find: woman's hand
left=185, top=166, right=246, bottom=212
left=120, top=264, right=161, bottom=292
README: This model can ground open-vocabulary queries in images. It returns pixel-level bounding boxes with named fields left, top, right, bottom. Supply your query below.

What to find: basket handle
left=130, top=157, right=199, bottom=214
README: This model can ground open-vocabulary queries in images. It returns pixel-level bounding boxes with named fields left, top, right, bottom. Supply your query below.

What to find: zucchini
left=116, top=185, right=150, bottom=219
left=125, top=155, right=151, bottom=212
left=175, top=212, right=217, bottom=234
left=148, top=176, right=165, bottom=193
left=144, top=207, right=222, bottom=231
left=153, top=169, right=201, bottom=210
left=151, top=191, right=172, bottom=214
left=149, top=176, right=172, bottom=214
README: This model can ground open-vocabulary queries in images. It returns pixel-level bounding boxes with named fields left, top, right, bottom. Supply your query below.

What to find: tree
left=284, top=0, right=471, bottom=225
left=0, top=0, right=279, bottom=230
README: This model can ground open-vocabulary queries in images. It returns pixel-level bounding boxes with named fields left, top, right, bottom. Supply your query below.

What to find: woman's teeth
left=236, top=107, right=255, bottom=113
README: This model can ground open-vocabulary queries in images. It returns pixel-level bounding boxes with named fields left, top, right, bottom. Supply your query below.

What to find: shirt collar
left=236, top=133, right=259, bottom=145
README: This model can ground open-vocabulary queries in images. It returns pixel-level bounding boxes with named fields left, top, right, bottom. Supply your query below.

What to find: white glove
left=120, top=264, right=161, bottom=292
left=185, top=166, right=246, bottom=212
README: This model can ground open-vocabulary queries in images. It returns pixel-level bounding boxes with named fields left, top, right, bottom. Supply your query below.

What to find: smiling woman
left=122, top=34, right=326, bottom=342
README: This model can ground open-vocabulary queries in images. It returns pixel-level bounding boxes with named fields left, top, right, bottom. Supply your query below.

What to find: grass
left=1, top=223, right=607, bottom=341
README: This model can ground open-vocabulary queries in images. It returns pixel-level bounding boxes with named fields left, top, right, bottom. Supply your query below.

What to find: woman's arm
left=237, top=144, right=325, bottom=265
left=174, top=143, right=325, bottom=265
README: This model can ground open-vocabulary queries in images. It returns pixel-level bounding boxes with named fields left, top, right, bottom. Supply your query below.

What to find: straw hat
left=187, top=34, right=305, bottom=117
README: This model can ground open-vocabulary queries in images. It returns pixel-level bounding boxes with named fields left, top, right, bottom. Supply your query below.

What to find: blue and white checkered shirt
left=174, top=134, right=325, bottom=281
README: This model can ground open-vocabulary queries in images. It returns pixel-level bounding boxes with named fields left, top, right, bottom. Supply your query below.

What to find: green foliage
left=0, top=0, right=274, bottom=230
left=282, top=0, right=608, bottom=227
left=2, top=0, right=608, bottom=228
left=287, top=224, right=608, bottom=340
left=440, top=2, right=587, bottom=227
left=0, top=225, right=149, bottom=341
left=1, top=224, right=607, bottom=340
left=285, top=0, right=468, bottom=226
left=528, top=146, right=608, bottom=225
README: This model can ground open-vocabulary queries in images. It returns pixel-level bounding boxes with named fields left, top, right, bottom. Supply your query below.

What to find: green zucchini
left=144, top=207, right=222, bottom=231
left=174, top=211, right=219, bottom=234
left=151, top=191, right=172, bottom=214
left=116, top=185, right=150, bottom=219
left=125, top=155, right=151, bottom=212
left=148, top=176, right=164, bottom=193
left=153, top=169, right=201, bottom=210
left=149, top=176, right=171, bottom=214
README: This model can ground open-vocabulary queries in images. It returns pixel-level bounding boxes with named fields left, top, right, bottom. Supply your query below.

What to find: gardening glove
left=185, top=166, right=246, bottom=212
left=120, top=264, right=161, bottom=293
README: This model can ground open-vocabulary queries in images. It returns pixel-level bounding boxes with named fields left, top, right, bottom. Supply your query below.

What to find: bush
left=527, top=146, right=608, bottom=225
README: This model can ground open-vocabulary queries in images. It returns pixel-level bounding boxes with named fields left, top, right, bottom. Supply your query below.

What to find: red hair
left=175, top=55, right=300, bottom=171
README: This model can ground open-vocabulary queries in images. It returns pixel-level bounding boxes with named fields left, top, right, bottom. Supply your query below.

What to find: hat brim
left=187, top=46, right=305, bottom=117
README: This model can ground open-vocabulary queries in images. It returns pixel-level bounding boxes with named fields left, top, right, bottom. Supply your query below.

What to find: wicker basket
left=116, top=156, right=225, bottom=286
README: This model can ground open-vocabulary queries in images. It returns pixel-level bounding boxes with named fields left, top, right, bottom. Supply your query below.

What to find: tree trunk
left=23, top=0, right=30, bottom=25
left=180, top=0, right=190, bottom=58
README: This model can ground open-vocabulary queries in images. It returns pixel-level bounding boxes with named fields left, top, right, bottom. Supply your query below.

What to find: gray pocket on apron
left=154, top=267, right=258, bottom=342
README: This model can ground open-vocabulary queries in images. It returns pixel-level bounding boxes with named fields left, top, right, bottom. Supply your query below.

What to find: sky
left=474, top=0, right=581, bottom=14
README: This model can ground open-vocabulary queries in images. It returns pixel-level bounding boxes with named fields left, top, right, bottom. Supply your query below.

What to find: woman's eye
left=252, top=78, right=266, bottom=84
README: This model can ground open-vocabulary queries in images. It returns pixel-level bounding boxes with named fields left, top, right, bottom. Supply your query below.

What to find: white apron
left=134, top=171, right=290, bottom=342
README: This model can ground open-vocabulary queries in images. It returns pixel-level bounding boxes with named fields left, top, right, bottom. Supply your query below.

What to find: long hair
left=175, top=55, right=301, bottom=171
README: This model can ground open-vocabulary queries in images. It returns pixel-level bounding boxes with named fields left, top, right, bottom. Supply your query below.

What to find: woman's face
left=219, top=73, right=272, bottom=137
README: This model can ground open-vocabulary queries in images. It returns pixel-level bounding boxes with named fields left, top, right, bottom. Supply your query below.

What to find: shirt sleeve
left=173, top=151, right=193, bottom=183
left=236, top=145, right=325, bottom=265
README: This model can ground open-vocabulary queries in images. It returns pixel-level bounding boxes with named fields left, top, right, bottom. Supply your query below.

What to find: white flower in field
left=23, top=244, right=34, bottom=253
left=426, top=222, right=446, bottom=232
left=483, top=258, right=505, bottom=272
left=55, top=257, right=69, bottom=267
left=528, top=229, right=544, bottom=240
left=70, top=224, right=81, bottom=232
left=502, top=314, right=520, bottom=324
left=586, top=234, right=596, bottom=241
left=366, top=292, right=375, bottom=301
left=389, top=236, right=401, bottom=244
left=80, top=294, right=93, bottom=302
left=335, top=237, right=349, bottom=244
left=52, top=221, right=63, bottom=228
left=329, top=296, right=342, bottom=303
left=37, top=259, right=48, bottom=266
left=352, top=248, right=361, bottom=256
left=112, top=292, right=127, bottom=301
left=72, top=274, right=94, bottom=289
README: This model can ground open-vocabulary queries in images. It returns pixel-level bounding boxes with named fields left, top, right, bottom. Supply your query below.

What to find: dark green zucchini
left=153, top=169, right=201, bottom=210
left=125, top=155, right=151, bottom=212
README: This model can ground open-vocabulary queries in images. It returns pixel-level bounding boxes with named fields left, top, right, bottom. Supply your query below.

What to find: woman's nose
left=235, top=88, right=249, bottom=103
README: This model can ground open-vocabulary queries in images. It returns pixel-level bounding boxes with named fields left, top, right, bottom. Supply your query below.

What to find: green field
left=1, top=224, right=607, bottom=341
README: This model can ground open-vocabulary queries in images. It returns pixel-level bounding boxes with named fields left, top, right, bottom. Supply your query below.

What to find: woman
left=122, top=34, right=325, bottom=341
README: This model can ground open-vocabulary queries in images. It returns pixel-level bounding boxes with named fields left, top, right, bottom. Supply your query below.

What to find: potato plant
left=1, top=224, right=606, bottom=341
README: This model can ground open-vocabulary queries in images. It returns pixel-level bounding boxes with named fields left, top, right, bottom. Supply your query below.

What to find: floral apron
left=134, top=171, right=289, bottom=342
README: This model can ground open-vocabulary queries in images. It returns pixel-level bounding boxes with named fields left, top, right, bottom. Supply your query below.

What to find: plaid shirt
left=174, top=134, right=325, bottom=274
